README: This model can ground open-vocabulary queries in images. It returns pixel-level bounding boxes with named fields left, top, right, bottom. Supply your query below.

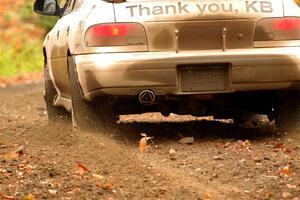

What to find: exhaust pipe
left=139, top=90, right=156, bottom=105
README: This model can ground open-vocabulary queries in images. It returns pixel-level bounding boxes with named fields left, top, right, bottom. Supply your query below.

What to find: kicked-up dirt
left=0, top=83, right=299, bottom=200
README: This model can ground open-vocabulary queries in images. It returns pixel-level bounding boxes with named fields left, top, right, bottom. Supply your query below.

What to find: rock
left=16, top=146, right=24, bottom=155
left=264, top=157, right=271, bottom=160
left=224, top=142, right=231, bottom=148
left=195, top=168, right=201, bottom=172
left=169, top=148, right=176, bottom=160
left=212, top=173, right=218, bottom=178
left=282, top=192, right=291, bottom=198
left=253, top=157, right=263, bottom=163
left=179, top=137, right=194, bottom=145
left=213, top=155, right=224, bottom=160
left=48, top=189, right=58, bottom=196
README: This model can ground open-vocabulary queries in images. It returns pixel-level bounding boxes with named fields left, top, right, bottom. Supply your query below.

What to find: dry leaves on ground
left=204, top=192, right=212, bottom=200
left=280, top=165, right=292, bottom=177
left=273, top=142, right=292, bottom=153
left=74, top=161, right=91, bottom=176
left=0, top=193, right=17, bottom=200
left=97, top=179, right=114, bottom=193
left=1, top=146, right=24, bottom=161
left=23, top=194, right=35, bottom=200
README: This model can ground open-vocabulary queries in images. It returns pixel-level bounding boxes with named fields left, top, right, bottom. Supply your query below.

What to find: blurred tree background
left=0, top=0, right=58, bottom=78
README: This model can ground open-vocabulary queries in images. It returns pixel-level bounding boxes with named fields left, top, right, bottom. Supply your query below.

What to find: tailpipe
left=139, top=90, right=156, bottom=105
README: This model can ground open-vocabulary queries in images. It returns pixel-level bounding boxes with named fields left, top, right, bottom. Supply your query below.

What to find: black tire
left=275, top=92, right=300, bottom=133
left=68, top=56, right=118, bottom=131
left=44, top=63, right=70, bottom=121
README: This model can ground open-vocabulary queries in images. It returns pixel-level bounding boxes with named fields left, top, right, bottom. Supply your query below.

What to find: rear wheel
left=44, top=63, right=70, bottom=121
left=68, top=56, right=118, bottom=131
left=275, top=92, right=300, bottom=133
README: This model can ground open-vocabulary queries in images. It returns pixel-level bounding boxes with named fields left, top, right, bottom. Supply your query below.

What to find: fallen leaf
left=283, top=147, right=292, bottom=153
left=139, top=133, right=153, bottom=152
left=204, top=192, right=212, bottom=200
left=3, top=151, right=20, bottom=161
left=2, top=146, right=24, bottom=161
left=139, top=137, right=149, bottom=152
left=273, top=142, right=293, bottom=153
left=0, top=193, right=16, bottom=200
left=23, top=164, right=34, bottom=174
left=97, top=179, right=114, bottom=193
left=23, top=194, right=35, bottom=200
left=266, top=191, right=273, bottom=199
left=274, top=143, right=285, bottom=149
left=280, top=165, right=292, bottom=177
left=74, top=162, right=91, bottom=175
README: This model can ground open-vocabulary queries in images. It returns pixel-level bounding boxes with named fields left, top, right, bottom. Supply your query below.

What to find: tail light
left=85, top=23, right=147, bottom=47
left=255, top=17, right=300, bottom=41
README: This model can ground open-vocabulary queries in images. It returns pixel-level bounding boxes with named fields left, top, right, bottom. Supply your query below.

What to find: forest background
left=0, top=0, right=57, bottom=78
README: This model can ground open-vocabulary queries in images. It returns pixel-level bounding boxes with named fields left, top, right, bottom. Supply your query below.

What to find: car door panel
left=51, top=0, right=76, bottom=99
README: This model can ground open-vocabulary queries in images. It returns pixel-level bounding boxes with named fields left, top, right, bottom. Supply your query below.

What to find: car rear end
left=73, top=0, right=300, bottom=117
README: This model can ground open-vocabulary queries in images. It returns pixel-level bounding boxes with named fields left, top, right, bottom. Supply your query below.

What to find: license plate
left=179, top=66, right=228, bottom=92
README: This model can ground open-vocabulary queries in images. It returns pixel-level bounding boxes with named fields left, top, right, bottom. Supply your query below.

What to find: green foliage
left=20, top=1, right=58, bottom=32
left=0, top=0, right=59, bottom=78
left=38, top=16, right=58, bottom=32
left=0, top=40, right=43, bottom=78
left=20, top=1, right=32, bottom=20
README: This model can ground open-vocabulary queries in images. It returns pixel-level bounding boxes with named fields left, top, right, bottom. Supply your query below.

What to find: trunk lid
left=114, top=0, right=283, bottom=21
left=113, top=0, right=284, bottom=51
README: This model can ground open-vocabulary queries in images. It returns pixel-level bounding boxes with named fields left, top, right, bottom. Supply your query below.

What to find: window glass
left=43, top=0, right=57, bottom=13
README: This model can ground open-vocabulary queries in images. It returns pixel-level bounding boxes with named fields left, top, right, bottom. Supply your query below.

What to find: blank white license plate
left=180, top=66, right=228, bottom=92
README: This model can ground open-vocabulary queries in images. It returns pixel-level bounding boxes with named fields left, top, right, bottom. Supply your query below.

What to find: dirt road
left=0, top=83, right=299, bottom=200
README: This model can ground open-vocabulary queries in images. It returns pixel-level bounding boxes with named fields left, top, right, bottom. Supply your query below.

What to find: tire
left=44, top=63, right=70, bottom=121
left=275, top=92, right=300, bottom=133
left=68, top=56, right=118, bottom=131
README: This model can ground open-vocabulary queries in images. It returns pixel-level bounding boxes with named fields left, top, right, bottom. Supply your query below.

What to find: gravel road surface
left=0, top=83, right=299, bottom=200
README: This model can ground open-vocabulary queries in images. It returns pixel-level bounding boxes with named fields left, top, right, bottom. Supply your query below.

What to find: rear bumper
left=74, top=47, right=300, bottom=101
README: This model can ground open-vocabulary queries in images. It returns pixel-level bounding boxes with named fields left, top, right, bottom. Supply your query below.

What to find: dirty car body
left=35, top=0, right=300, bottom=130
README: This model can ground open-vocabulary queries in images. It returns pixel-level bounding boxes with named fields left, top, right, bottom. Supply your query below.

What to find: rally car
left=34, top=0, right=300, bottom=131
